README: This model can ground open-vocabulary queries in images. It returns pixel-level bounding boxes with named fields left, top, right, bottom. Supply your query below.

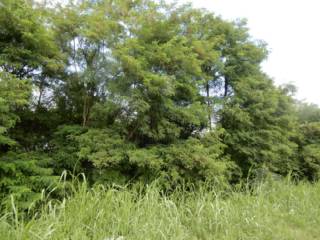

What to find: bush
left=0, top=151, right=58, bottom=211
left=75, top=128, right=233, bottom=189
left=299, top=123, right=320, bottom=180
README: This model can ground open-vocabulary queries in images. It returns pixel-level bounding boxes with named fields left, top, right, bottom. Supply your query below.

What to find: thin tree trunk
left=37, top=86, right=43, bottom=109
left=224, top=77, right=229, bottom=97
left=82, top=95, right=88, bottom=127
left=206, top=81, right=212, bottom=130
left=37, top=78, right=45, bottom=109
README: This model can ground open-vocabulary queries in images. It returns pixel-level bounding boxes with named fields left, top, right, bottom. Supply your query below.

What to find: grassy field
left=1, top=180, right=320, bottom=240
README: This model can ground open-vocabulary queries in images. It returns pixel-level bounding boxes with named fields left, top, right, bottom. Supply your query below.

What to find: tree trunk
left=82, top=94, right=90, bottom=127
left=206, top=81, right=212, bottom=130
left=224, top=77, right=229, bottom=97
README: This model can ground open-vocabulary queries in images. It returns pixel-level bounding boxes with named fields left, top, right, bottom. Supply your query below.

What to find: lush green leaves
left=299, top=123, right=320, bottom=180
left=74, top=128, right=232, bottom=189
left=0, top=151, right=58, bottom=211
left=0, top=0, right=62, bottom=78
left=0, top=0, right=319, bottom=212
left=221, top=75, right=299, bottom=177
left=0, top=71, right=30, bottom=146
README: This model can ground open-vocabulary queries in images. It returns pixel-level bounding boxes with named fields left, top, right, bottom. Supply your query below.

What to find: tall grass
left=1, top=179, right=320, bottom=240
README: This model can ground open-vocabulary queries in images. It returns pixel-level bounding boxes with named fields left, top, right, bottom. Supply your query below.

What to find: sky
left=173, top=0, right=320, bottom=105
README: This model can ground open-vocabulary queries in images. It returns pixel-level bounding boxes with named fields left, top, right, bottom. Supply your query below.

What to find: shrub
left=75, top=128, right=233, bottom=189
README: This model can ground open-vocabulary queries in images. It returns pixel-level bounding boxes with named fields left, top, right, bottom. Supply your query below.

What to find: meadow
left=1, top=179, right=319, bottom=240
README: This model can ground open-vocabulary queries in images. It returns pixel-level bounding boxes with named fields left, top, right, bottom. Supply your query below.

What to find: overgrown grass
left=1, top=179, right=320, bottom=240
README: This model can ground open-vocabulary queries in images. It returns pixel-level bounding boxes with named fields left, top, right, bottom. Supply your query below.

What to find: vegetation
left=1, top=179, right=320, bottom=240
left=0, top=0, right=320, bottom=237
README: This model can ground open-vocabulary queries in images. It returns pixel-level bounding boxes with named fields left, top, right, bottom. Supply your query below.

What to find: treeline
left=0, top=0, right=320, bottom=209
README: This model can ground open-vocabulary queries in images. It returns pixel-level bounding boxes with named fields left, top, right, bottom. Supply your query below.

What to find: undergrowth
left=1, top=178, right=320, bottom=240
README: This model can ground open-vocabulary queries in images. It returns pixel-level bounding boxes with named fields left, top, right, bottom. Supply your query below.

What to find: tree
left=174, top=6, right=267, bottom=127
left=0, top=72, right=58, bottom=212
left=1, top=0, right=319, bottom=210
left=0, top=71, right=30, bottom=148
left=297, top=123, right=320, bottom=180
left=111, top=2, right=208, bottom=145
left=0, top=0, right=62, bottom=79
left=0, top=0, right=64, bottom=151
left=51, top=0, right=124, bottom=126
left=220, top=74, right=299, bottom=178
left=296, top=101, right=320, bottom=124
left=74, top=127, right=232, bottom=189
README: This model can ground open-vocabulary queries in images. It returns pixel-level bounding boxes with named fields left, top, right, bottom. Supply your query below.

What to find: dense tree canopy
left=0, top=0, right=319, bottom=210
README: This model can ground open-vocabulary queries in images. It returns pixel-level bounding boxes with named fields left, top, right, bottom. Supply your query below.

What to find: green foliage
left=221, top=75, right=299, bottom=177
left=0, top=0, right=62, bottom=78
left=299, top=123, right=320, bottom=180
left=128, top=131, right=232, bottom=188
left=0, top=71, right=30, bottom=147
left=50, top=125, right=88, bottom=175
left=296, top=101, right=320, bottom=123
left=9, top=107, right=63, bottom=151
left=0, top=0, right=319, bottom=215
left=1, top=180, right=320, bottom=240
left=51, top=0, right=123, bottom=126
left=76, top=128, right=133, bottom=184
left=111, top=9, right=209, bottom=144
left=0, top=151, right=58, bottom=211
left=75, top=128, right=232, bottom=189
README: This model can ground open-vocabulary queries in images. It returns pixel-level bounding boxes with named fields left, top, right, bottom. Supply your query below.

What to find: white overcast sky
left=172, top=0, right=320, bottom=105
